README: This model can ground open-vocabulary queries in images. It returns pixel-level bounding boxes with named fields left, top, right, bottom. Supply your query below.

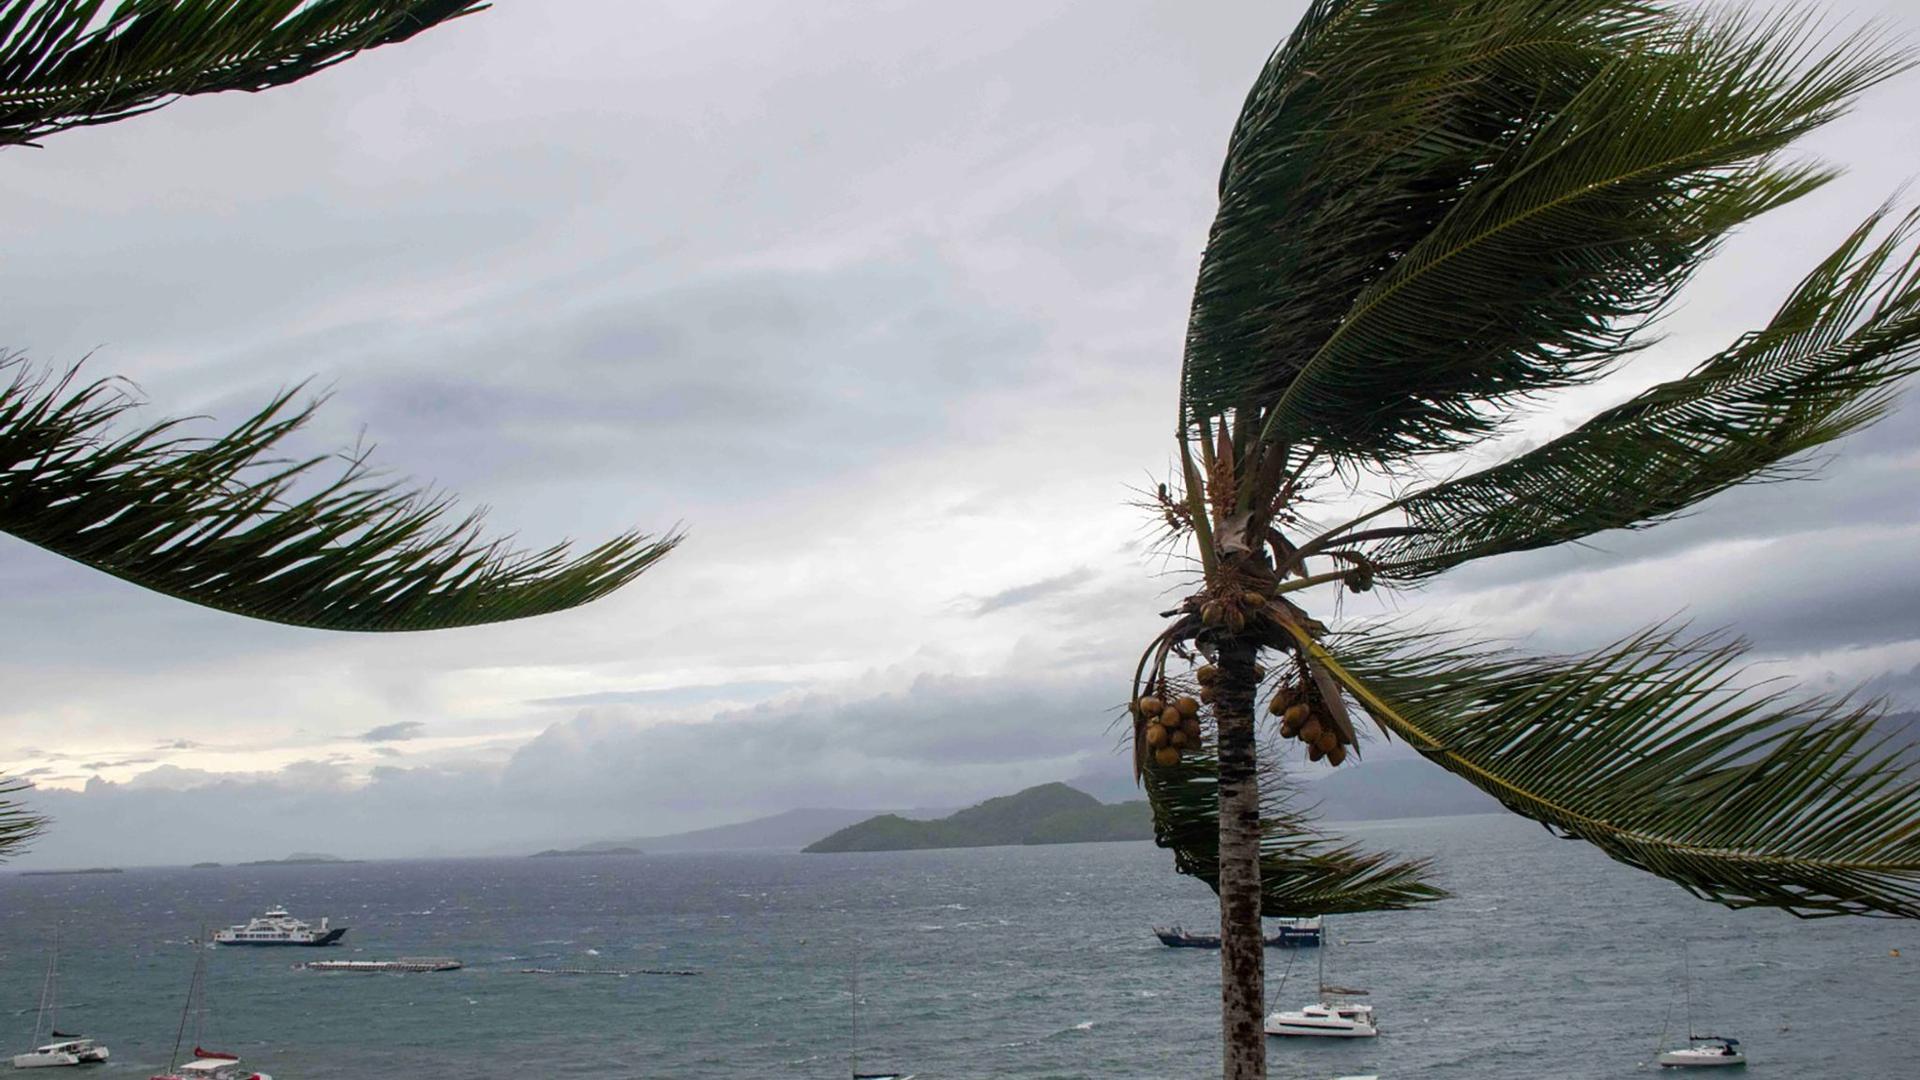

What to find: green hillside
left=802, top=783, right=1151, bottom=853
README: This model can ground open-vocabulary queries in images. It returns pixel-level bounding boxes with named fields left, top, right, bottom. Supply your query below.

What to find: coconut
left=1201, top=601, right=1224, bottom=625
left=1327, top=745, right=1347, bottom=767
left=1182, top=718, right=1203, bottom=741
left=1196, top=664, right=1218, bottom=685
left=1267, top=691, right=1291, bottom=716
left=1200, top=686, right=1218, bottom=705
left=1160, top=706, right=1183, bottom=727
left=1225, top=607, right=1247, bottom=633
left=1298, top=718, right=1323, bottom=745
left=1242, top=591, right=1266, bottom=609
left=1284, top=703, right=1311, bottom=725
left=1306, top=743, right=1325, bottom=763
left=1154, top=746, right=1181, bottom=768
left=1139, top=695, right=1164, bottom=717
left=1175, top=696, right=1200, bottom=717
left=1279, top=717, right=1300, bottom=738
left=1314, top=731, right=1339, bottom=754
left=1169, top=729, right=1189, bottom=749
left=1145, top=723, right=1168, bottom=748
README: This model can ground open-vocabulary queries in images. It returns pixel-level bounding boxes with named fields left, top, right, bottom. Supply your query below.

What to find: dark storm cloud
left=358, top=721, right=427, bottom=743
left=972, top=567, right=1097, bottom=615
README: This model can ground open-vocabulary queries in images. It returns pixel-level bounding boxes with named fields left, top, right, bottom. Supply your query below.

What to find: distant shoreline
left=19, top=866, right=123, bottom=876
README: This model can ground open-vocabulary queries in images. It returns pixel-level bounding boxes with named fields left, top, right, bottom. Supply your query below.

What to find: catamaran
left=11, top=934, right=110, bottom=1069
left=1265, top=920, right=1377, bottom=1038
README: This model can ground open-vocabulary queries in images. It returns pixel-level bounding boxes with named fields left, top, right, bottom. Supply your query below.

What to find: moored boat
left=11, top=934, right=110, bottom=1069
left=1658, top=1038, right=1746, bottom=1068
left=212, top=908, right=345, bottom=947
left=1264, top=997, right=1377, bottom=1038
left=1152, top=917, right=1323, bottom=949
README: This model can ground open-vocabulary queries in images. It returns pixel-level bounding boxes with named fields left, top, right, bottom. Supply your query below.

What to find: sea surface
left=2, top=813, right=1914, bottom=1079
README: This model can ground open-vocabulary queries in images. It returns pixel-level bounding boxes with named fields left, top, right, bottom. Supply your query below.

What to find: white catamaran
left=1265, top=921, right=1378, bottom=1039
left=11, top=934, right=110, bottom=1069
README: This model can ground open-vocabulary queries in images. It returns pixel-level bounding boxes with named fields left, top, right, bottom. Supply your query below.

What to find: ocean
left=2, top=813, right=1913, bottom=1078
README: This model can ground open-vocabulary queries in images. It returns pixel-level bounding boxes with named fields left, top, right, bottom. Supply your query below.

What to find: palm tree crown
left=1131, top=3, right=1920, bottom=1077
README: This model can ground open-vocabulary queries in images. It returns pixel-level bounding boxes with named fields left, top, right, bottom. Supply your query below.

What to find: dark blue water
left=3, top=814, right=1914, bottom=1078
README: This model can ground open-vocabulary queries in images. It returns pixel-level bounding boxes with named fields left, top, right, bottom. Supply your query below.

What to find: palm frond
left=1354, top=207, right=1920, bottom=584
left=0, top=776, right=44, bottom=861
left=0, top=356, right=678, bottom=631
left=1145, top=747, right=1446, bottom=915
left=1183, top=0, right=1907, bottom=469
left=0, top=0, right=485, bottom=148
left=1287, top=620, right=1920, bottom=918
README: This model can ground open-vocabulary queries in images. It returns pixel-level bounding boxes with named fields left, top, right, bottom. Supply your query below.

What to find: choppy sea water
left=2, top=813, right=1914, bottom=1079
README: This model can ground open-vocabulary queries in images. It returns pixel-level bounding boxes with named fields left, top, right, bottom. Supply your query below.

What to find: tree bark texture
left=1215, top=634, right=1266, bottom=1080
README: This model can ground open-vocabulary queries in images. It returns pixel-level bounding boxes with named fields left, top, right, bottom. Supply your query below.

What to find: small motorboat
left=1658, top=1037, right=1745, bottom=1068
left=1152, top=918, right=1323, bottom=949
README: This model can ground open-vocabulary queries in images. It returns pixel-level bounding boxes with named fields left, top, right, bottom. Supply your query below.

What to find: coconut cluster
left=1137, top=693, right=1203, bottom=768
left=1269, top=682, right=1352, bottom=766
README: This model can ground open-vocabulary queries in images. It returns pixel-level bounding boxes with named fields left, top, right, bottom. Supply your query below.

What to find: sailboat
left=149, top=936, right=272, bottom=1080
left=848, top=944, right=913, bottom=1080
left=11, top=932, right=110, bottom=1069
left=1264, top=920, right=1377, bottom=1038
left=1656, top=944, right=1745, bottom=1069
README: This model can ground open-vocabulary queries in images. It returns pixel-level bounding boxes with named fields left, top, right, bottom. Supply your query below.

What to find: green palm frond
left=1287, top=621, right=1920, bottom=918
left=1183, top=0, right=1906, bottom=468
left=0, top=776, right=43, bottom=861
left=0, top=0, right=485, bottom=148
left=0, top=357, right=678, bottom=631
left=1348, top=207, right=1920, bottom=584
left=1145, top=748, right=1446, bottom=915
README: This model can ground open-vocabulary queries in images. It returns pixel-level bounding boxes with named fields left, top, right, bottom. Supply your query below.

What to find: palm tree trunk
left=1215, top=635, right=1266, bottom=1080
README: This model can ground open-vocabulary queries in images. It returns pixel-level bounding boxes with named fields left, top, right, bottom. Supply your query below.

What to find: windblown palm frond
left=0, top=0, right=485, bottom=148
left=0, top=357, right=678, bottom=630
left=1183, top=0, right=1905, bottom=468
left=0, top=776, right=43, bottom=861
left=1145, top=749, right=1445, bottom=915
left=1287, top=621, right=1920, bottom=918
left=1347, top=207, right=1920, bottom=584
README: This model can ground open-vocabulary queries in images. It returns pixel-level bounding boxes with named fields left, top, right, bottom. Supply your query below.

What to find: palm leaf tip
left=1144, top=749, right=1446, bottom=915
left=0, top=1, right=490, bottom=149
left=0, top=357, right=679, bottom=631
left=0, top=776, right=47, bottom=862
left=1311, top=622, right=1920, bottom=919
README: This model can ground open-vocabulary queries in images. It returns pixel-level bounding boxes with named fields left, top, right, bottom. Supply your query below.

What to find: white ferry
left=212, top=908, right=347, bottom=946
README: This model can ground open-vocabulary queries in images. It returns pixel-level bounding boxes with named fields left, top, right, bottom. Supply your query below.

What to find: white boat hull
left=11, top=1052, right=80, bottom=1069
left=1659, top=1047, right=1746, bottom=1068
left=1265, top=1011, right=1378, bottom=1038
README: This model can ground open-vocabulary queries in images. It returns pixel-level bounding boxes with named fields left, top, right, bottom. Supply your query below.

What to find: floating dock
left=298, top=957, right=462, bottom=973
left=518, top=967, right=699, bottom=977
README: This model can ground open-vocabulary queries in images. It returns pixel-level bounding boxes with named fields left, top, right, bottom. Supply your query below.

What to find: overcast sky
left=3, top=0, right=1918, bottom=867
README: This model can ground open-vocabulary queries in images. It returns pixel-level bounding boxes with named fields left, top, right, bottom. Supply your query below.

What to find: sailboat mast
left=1682, top=941, right=1695, bottom=1040
left=46, top=929, right=59, bottom=1037
left=168, top=934, right=205, bottom=1072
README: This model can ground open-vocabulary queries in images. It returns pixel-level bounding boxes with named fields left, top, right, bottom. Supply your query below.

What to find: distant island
left=20, top=866, right=123, bottom=876
left=191, top=862, right=223, bottom=869
left=530, top=845, right=645, bottom=858
left=238, top=852, right=359, bottom=866
left=804, top=783, right=1151, bottom=853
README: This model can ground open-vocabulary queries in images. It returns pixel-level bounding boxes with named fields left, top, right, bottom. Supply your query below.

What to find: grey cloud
left=358, top=722, right=427, bottom=743
left=528, top=680, right=798, bottom=709
left=972, top=567, right=1097, bottom=615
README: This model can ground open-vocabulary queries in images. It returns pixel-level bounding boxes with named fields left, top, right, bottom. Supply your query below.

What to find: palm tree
left=0, top=2, right=680, bottom=859
left=1129, top=3, right=1920, bottom=1077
